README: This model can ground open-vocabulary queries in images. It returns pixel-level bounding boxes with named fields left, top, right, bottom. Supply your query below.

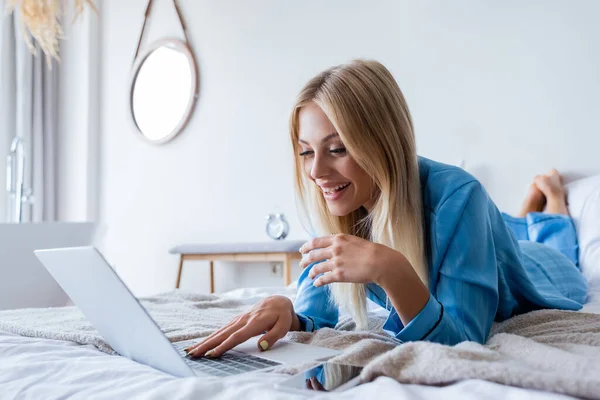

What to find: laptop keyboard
left=174, top=343, right=281, bottom=377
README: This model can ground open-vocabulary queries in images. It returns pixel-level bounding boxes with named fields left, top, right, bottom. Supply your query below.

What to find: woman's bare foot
left=534, top=169, right=569, bottom=215
left=517, top=182, right=546, bottom=217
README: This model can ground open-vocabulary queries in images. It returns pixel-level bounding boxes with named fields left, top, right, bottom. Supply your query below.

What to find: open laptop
left=33, top=246, right=340, bottom=378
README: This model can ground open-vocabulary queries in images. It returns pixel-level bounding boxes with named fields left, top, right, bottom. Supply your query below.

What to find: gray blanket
left=1, top=290, right=599, bottom=399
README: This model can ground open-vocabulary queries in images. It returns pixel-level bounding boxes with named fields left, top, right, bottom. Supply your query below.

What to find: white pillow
left=566, top=175, right=600, bottom=290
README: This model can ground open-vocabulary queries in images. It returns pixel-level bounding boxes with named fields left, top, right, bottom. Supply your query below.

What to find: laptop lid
left=0, top=222, right=96, bottom=310
left=34, top=246, right=194, bottom=378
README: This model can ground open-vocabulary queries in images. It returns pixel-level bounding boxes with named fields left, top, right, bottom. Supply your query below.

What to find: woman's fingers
left=185, top=317, right=241, bottom=353
left=206, top=323, right=266, bottom=358
left=299, top=248, right=331, bottom=269
left=310, top=376, right=326, bottom=391
left=255, top=313, right=292, bottom=352
left=300, top=235, right=335, bottom=254
left=185, top=323, right=231, bottom=352
left=208, top=313, right=291, bottom=357
left=187, top=322, right=243, bottom=358
left=308, top=260, right=334, bottom=280
left=185, top=296, right=294, bottom=358
left=314, top=268, right=345, bottom=287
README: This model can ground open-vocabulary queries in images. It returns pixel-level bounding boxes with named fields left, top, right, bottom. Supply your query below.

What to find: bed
left=0, top=284, right=598, bottom=400
left=1, top=175, right=599, bottom=400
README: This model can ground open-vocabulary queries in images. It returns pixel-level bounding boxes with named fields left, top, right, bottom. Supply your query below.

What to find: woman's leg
left=503, top=169, right=579, bottom=266
left=517, top=182, right=546, bottom=218
left=526, top=170, right=579, bottom=267
left=502, top=182, right=545, bottom=241
left=509, top=170, right=586, bottom=310
left=533, top=169, right=569, bottom=215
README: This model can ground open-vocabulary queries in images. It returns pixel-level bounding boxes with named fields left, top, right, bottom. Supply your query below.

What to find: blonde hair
left=322, top=362, right=363, bottom=390
left=290, top=59, right=427, bottom=329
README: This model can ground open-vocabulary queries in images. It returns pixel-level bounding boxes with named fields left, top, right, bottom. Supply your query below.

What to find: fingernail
left=259, top=340, right=269, bottom=351
left=205, top=350, right=215, bottom=358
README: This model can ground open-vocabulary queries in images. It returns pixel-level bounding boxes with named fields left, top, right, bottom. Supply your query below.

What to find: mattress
left=2, top=285, right=595, bottom=400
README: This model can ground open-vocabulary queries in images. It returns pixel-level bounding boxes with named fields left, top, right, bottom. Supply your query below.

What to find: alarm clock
left=265, top=213, right=289, bottom=240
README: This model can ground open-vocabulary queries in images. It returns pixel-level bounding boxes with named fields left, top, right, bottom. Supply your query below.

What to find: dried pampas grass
left=4, top=0, right=96, bottom=65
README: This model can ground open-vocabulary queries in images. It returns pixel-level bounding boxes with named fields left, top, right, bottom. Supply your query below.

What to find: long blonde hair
left=289, top=59, right=427, bottom=329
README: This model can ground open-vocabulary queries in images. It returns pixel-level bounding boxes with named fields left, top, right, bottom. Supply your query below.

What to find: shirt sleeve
left=382, top=182, right=499, bottom=345
left=294, top=261, right=339, bottom=332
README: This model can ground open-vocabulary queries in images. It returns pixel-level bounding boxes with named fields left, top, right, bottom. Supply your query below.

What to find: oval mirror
left=130, top=39, right=198, bottom=144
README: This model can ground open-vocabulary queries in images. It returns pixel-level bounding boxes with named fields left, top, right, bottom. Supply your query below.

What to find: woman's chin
left=326, top=202, right=358, bottom=217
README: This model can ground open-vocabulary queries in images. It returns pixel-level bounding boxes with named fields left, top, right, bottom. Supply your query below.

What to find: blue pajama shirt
left=294, top=157, right=588, bottom=345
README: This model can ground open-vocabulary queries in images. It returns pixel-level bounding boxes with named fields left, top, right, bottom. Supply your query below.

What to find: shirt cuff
left=296, top=313, right=316, bottom=332
left=383, top=293, right=443, bottom=342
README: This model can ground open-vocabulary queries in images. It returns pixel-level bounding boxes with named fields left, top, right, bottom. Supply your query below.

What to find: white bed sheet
left=2, top=285, right=597, bottom=400
left=0, top=331, right=575, bottom=400
left=581, top=288, right=600, bottom=314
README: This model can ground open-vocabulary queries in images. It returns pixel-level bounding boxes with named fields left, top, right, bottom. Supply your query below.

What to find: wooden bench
left=170, top=240, right=306, bottom=293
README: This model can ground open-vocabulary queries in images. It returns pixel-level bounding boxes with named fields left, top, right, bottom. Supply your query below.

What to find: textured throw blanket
left=1, top=290, right=599, bottom=399
left=0, top=291, right=255, bottom=354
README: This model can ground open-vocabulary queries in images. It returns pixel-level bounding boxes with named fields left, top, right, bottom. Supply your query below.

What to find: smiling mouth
left=321, top=183, right=350, bottom=194
left=321, top=183, right=351, bottom=201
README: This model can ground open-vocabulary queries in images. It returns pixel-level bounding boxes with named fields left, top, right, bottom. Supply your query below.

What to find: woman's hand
left=185, top=295, right=299, bottom=358
left=300, top=234, right=431, bottom=327
left=307, top=376, right=326, bottom=391
left=299, top=234, right=404, bottom=287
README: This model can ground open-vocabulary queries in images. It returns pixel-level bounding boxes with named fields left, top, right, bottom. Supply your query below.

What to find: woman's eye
left=299, top=150, right=313, bottom=157
left=330, top=148, right=346, bottom=154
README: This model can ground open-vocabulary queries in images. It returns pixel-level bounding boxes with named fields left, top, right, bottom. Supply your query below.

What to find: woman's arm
left=378, top=182, right=499, bottom=345
left=375, top=250, right=430, bottom=327
left=301, top=181, right=499, bottom=345
left=299, top=181, right=498, bottom=344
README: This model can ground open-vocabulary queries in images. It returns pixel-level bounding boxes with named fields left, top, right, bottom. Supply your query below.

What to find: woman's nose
left=310, top=154, right=330, bottom=180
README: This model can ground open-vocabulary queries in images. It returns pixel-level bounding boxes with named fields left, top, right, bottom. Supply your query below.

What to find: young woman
left=185, top=59, right=587, bottom=358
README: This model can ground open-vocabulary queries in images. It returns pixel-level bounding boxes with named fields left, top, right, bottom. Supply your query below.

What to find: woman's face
left=297, top=102, right=375, bottom=216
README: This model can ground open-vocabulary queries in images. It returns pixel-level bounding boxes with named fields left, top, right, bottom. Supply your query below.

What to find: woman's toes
left=518, top=182, right=546, bottom=216
left=534, top=175, right=550, bottom=194
left=534, top=169, right=567, bottom=215
left=539, top=169, right=564, bottom=196
left=546, top=169, right=563, bottom=187
left=527, top=182, right=544, bottom=203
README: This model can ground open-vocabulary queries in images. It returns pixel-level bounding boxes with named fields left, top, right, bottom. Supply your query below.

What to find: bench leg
left=283, top=254, right=292, bottom=287
left=175, top=255, right=185, bottom=289
left=209, top=260, right=215, bottom=293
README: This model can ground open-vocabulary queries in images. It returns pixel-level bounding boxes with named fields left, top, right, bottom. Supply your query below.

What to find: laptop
left=33, top=246, right=340, bottom=378
left=0, top=222, right=96, bottom=310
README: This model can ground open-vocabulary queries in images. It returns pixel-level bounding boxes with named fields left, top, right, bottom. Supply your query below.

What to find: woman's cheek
left=304, top=160, right=313, bottom=178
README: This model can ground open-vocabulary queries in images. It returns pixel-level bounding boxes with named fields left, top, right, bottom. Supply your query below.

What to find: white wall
left=86, top=0, right=600, bottom=296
